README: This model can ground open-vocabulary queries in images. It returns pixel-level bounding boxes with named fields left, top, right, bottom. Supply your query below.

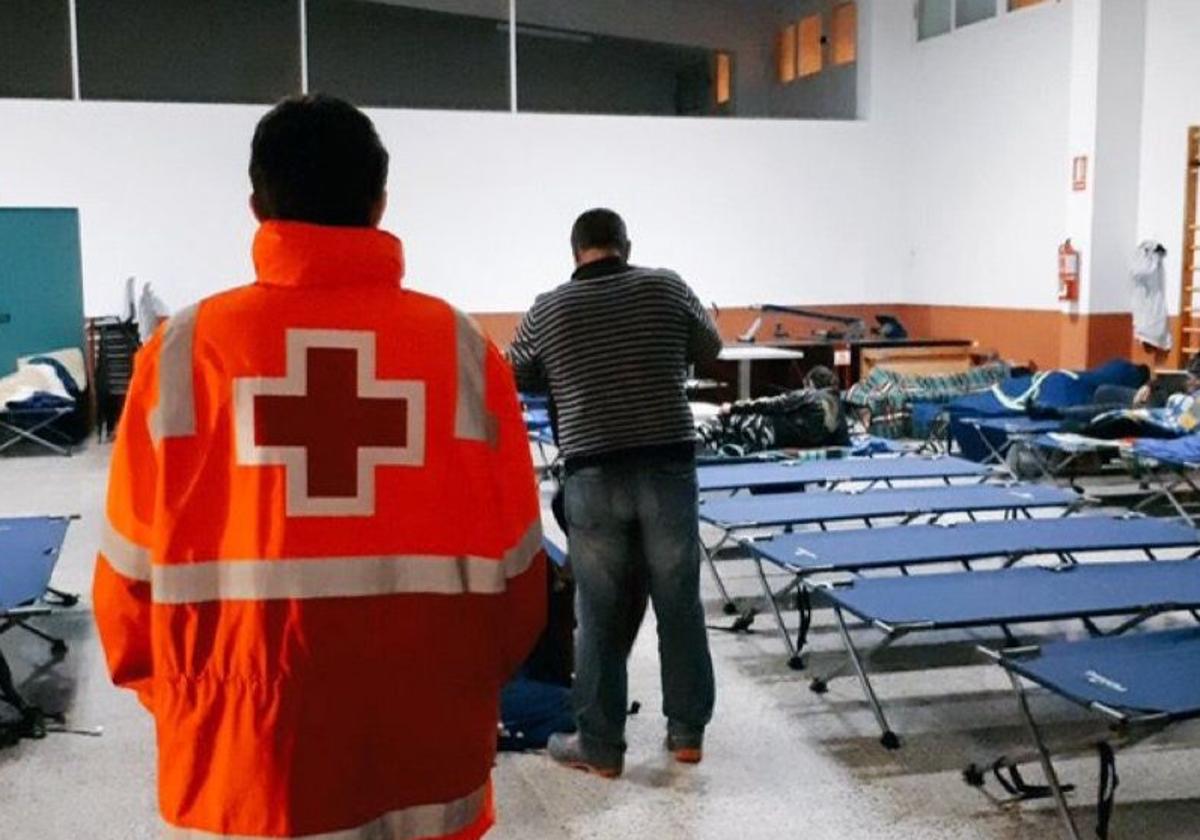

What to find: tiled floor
left=1, top=441, right=1197, bottom=839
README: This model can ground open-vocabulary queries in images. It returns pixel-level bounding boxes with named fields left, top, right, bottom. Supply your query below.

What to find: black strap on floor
left=989, top=758, right=1075, bottom=801
left=1095, top=742, right=1119, bottom=840
left=707, top=609, right=758, bottom=634
left=796, top=587, right=813, bottom=651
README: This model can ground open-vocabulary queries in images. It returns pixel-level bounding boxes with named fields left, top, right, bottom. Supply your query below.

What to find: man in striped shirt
left=508, top=208, right=721, bottom=777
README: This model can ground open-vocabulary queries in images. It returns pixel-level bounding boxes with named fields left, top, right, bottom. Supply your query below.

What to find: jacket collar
left=252, top=221, right=405, bottom=289
left=572, top=256, right=630, bottom=281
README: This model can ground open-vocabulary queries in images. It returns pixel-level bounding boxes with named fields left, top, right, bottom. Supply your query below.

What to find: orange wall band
left=471, top=305, right=1171, bottom=373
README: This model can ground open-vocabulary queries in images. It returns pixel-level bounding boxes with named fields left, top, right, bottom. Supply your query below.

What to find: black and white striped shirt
left=508, top=258, right=722, bottom=464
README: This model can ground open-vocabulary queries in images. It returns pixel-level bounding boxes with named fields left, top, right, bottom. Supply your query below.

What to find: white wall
left=1137, top=0, right=1200, bottom=316
left=6, top=0, right=1193, bottom=322
left=0, top=99, right=902, bottom=317
left=897, top=1, right=1074, bottom=310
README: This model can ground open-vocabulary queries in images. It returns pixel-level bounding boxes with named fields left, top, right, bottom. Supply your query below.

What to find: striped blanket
left=845, top=361, right=1011, bottom=439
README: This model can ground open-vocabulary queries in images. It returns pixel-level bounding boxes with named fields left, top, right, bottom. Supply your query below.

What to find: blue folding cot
left=956, top=416, right=1064, bottom=469
left=1023, top=432, right=1200, bottom=522
left=0, top=405, right=77, bottom=456
left=805, top=560, right=1200, bottom=749
left=1018, top=431, right=1125, bottom=481
left=967, top=628, right=1200, bottom=840
left=697, top=454, right=990, bottom=494
left=699, top=482, right=1078, bottom=532
left=741, top=515, right=1200, bottom=669
left=0, top=516, right=76, bottom=739
left=698, top=482, right=1081, bottom=613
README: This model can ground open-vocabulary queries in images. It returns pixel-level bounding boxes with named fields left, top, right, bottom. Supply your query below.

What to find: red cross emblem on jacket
left=233, top=329, right=426, bottom=517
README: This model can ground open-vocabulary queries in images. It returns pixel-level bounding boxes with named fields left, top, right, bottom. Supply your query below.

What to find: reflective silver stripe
left=163, top=782, right=487, bottom=840
left=503, top=517, right=543, bottom=579
left=153, top=303, right=200, bottom=441
left=152, top=519, right=544, bottom=605
left=453, top=309, right=496, bottom=444
left=100, top=520, right=152, bottom=582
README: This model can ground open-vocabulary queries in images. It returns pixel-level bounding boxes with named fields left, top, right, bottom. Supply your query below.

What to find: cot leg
left=817, top=609, right=900, bottom=749
left=977, top=426, right=1017, bottom=478
left=0, top=417, right=72, bottom=456
left=0, top=644, right=50, bottom=742
left=810, top=630, right=903, bottom=688
left=0, top=649, right=29, bottom=713
left=1163, top=484, right=1194, bottom=525
left=44, top=587, right=79, bottom=607
left=701, top=532, right=738, bottom=615
left=1106, top=608, right=1157, bottom=637
left=1006, top=670, right=1083, bottom=840
left=11, top=620, right=68, bottom=657
left=753, top=559, right=804, bottom=669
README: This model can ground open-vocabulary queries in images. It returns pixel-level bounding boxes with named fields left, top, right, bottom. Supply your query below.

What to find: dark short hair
left=249, top=95, right=389, bottom=227
left=804, top=365, right=838, bottom=390
left=571, top=208, right=629, bottom=256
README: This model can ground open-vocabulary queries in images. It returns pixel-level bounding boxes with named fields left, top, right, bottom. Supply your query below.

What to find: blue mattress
left=750, top=516, right=1200, bottom=573
left=0, top=516, right=69, bottom=611
left=1004, top=627, right=1200, bottom=721
left=826, top=560, right=1200, bottom=630
left=698, top=483, right=1077, bottom=529
left=697, top=455, right=988, bottom=493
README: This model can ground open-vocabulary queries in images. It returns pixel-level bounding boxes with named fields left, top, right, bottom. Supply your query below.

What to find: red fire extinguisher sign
left=1058, top=239, right=1080, bottom=302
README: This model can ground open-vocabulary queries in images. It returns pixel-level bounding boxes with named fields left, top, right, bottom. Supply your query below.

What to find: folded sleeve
left=682, top=281, right=722, bottom=365
left=506, top=300, right=548, bottom=395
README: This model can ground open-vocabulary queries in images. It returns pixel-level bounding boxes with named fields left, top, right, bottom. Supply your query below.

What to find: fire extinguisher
left=1058, top=239, right=1080, bottom=302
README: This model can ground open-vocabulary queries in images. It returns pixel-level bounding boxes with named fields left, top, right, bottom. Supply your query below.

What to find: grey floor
left=1, top=441, right=1198, bottom=839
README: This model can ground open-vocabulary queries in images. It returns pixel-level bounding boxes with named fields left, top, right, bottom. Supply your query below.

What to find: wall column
left=1060, top=0, right=1148, bottom=369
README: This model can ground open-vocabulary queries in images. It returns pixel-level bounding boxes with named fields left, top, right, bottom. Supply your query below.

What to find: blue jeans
left=563, top=456, right=715, bottom=760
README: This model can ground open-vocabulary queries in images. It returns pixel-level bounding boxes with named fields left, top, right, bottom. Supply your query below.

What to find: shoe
left=547, top=732, right=623, bottom=778
left=666, top=732, right=703, bottom=764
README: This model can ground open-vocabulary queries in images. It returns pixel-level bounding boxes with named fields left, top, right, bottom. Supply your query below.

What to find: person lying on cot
left=1130, top=355, right=1200, bottom=408
left=697, top=365, right=850, bottom=455
left=1058, top=362, right=1200, bottom=440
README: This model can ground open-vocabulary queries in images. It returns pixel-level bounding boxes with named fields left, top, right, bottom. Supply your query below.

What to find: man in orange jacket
left=93, top=95, right=546, bottom=840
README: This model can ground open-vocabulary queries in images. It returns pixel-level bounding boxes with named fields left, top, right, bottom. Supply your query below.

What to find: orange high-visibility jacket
left=94, top=221, right=546, bottom=840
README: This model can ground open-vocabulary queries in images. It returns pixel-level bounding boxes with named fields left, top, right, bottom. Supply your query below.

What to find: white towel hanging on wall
left=1131, top=240, right=1171, bottom=351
